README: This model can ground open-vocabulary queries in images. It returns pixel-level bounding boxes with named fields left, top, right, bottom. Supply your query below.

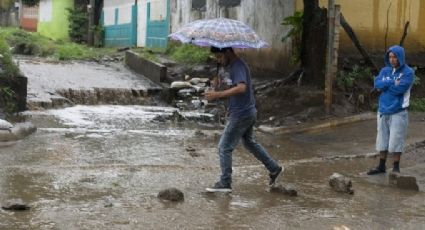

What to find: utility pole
left=87, top=0, right=95, bottom=46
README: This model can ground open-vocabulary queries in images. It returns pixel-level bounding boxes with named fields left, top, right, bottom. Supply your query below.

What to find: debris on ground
left=1, top=199, right=31, bottom=211
left=269, top=184, right=298, bottom=196
left=329, top=173, right=354, bottom=195
left=158, top=188, right=185, bottom=202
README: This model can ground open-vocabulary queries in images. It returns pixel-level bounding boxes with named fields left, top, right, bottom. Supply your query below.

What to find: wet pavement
left=1, top=105, right=425, bottom=229
left=17, top=57, right=161, bottom=108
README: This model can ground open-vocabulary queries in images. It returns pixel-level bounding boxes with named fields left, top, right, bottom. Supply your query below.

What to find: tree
left=300, top=0, right=327, bottom=87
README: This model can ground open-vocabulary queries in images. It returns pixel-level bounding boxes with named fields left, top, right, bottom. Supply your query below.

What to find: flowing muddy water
left=1, top=106, right=424, bottom=229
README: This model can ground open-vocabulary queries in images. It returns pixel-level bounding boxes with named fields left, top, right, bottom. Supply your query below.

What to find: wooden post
left=325, top=2, right=341, bottom=115
left=325, top=0, right=335, bottom=115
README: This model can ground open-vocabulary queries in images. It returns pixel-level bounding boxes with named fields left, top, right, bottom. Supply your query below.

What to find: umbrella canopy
left=169, top=18, right=269, bottom=49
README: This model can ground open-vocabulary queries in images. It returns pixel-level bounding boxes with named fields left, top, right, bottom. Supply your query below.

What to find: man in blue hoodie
left=368, top=45, right=415, bottom=175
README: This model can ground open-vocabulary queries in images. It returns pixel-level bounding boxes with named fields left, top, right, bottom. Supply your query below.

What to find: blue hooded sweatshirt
left=374, top=45, right=415, bottom=115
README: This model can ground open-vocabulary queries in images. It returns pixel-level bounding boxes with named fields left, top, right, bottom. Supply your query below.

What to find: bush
left=0, top=28, right=116, bottom=61
left=67, top=7, right=88, bottom=43
left=0, top=28, right=55, bottom=56
left=336, top=65, right=372, bottom=90
left=0, top=38, right=19, bottom=78
left=410, top=98, right=425, bottom=112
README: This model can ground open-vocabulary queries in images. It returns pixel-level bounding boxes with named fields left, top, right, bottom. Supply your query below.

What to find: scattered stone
left=104, top=202, right=113, bottom=208
left=186, top=146, right=196, bottom=152
left=329, top=173, right=354, bottom=195
left=2, top=199, right=30, bottom=211
left=189, top=78, right=201, bottom=85
left=389, top=172, right=419, bottom=191
left=171, top=81, right=193, bottom=89
left=333, top=225, right=351, bottom=230
left=158, top=188, right=184, bottom=202
left=198, top=78, right=210, bottom=83
left=189, top=151, right=200, bottom=157
left=0, top=119, right=13, bottom=130
left=269, top=184, right=298, bottom=196
left=192, top=65, right=208, bottom=73
left=191, top=85, right=206, bottom=93
left=194, top=130, right=207, bottom=137
left=177, top=88, right=196, bottom=98
left=152, top=115, right=167, bottom=123
left=186, top=146, right=200, bottom=157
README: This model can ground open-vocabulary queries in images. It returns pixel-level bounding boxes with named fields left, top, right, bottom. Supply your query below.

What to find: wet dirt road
left=1, top=106, right=425, bottom=229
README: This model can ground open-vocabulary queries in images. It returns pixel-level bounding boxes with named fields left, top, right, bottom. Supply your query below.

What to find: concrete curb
left=125, top=51, right=166, bottom=84
left=258, top=112, right=376, bottom=135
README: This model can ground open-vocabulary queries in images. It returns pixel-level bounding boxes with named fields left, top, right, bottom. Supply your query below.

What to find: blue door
left=102, top=4, right=137, bottom=47
left=146, top=0, right=170, bottom=49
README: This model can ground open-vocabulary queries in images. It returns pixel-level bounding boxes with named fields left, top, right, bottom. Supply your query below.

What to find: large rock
left=2, top=199, right=30, bottom=211
left=329, top=173, right=354, bottom=195
left=270, top=184, right=298, bottom=196
left=171, top=81, right=193, bottom=89
left=389, top=173, right=419, bottom=191
left=158, top=188, right=184, bottom=202
left=0, top=119, right=13, bottom=130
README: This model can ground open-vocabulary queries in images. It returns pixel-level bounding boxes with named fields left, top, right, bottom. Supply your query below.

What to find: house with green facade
left=37, top=0, right=73, bottom=40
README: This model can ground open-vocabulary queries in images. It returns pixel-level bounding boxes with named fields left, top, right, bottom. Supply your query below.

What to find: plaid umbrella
left=169, top=18, right=269, bottom=49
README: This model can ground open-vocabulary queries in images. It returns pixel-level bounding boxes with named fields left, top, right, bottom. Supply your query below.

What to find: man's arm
left=374, top=69, right=393, bottom=91
left=203, top=83, right=246, bottom=100
left=387, top=72, right=414, bottom=96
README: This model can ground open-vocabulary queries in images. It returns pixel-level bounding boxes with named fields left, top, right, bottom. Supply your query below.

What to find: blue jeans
left=218, top=114, right=280, bottom=186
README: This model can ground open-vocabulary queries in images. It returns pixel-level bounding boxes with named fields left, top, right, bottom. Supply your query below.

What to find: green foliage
left=92, top=25, right=104, bottom=48
left=0, top=86, right=16, bottom=115
left=409, top=98, right=425, bottom=112
left=57, top=43, right=88, bottom=60
left=0, top=38, right=19, bottom=78
left=167, top=43, right=210, bottom=64
left=281, top=11, right=303, bottom=65
left=21, top=0, right=40, bottom=6
left=0, top=28, right=55, bottom=56
left=337, top=65, right=372, bottom=90
left=0, top=28, right=116, bottom=61
left=67, top=7, right=88, bottom=43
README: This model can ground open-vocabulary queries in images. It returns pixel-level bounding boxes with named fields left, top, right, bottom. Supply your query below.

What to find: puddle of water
left=1, top=107, right=424, bottom=229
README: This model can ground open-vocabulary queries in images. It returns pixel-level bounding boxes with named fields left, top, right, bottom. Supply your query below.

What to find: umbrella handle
left=214, top=63, right=220, bottom=91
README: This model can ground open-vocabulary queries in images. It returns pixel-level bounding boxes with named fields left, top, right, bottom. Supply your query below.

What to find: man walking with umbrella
left=203, top=47, right=283, bottom=192
left=169, top=18, right=281, bottom=192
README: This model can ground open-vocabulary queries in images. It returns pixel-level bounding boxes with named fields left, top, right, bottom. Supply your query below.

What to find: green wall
left=37, top=0, right=73, bottom=40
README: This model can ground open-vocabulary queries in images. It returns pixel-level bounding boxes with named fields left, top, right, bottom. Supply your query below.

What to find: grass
left=131, top=42, right=212, bottom=65
left=0, top=27, right=116, bottom=61
left=132, top=48, right=159, bottom=63
left=166, top=42, right=211, bottom=64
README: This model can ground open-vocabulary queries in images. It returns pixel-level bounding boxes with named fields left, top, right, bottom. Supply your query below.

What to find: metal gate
left=145, top=0, right=170, bottom=49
